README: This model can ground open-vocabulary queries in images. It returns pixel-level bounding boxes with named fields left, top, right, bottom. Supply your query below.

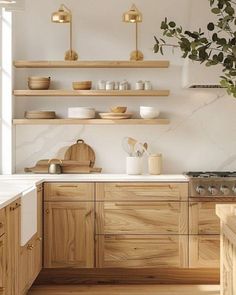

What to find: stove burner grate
left=185, top=171, right=236, bottom=178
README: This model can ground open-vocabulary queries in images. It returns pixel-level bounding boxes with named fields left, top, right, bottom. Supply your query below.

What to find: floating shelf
left=13, top=90, right=170, bottom=97
left=13, top=119, right=170, bottom=126
left=13, top=60, right=170, bottom=69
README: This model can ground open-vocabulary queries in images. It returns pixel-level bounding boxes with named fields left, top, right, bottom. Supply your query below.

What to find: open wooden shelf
left=13, top=60, right=170, bottom=69
left=13, top=119, right=170, bottom=125
left=13, top=90, right=170, bottom=97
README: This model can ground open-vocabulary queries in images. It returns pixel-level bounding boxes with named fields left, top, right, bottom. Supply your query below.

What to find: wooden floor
left=28, top=285, right=220, bottom=295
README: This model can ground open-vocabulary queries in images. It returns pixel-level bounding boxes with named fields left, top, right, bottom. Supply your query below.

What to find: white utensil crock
left=126, top=157, right=143, bottom=175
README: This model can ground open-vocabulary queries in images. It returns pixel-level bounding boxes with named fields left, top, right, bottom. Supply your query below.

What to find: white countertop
left=0, top=174, right=188, bottom=210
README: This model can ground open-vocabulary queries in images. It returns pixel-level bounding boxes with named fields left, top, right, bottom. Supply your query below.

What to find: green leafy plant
left=154, top=0, right=236, bottom=97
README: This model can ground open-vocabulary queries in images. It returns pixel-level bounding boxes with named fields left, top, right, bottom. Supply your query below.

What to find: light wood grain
left=44, top=183, right=94, bottom=202
left=14, top=60, right=170, bottom=69
left=44, top=202, right=94, bottom=268
left=0, top=209, right=5, bottom=238
left=189, top=235, right=220, bottom=268
left=28, top=284, right=220, bottom=295
left=189, top=202, right=236, bottom=235
left=96, top=183, right=188, bottom=201
left=96, top=235, right=188, bottom=268
left=0, top=235, right=6, bottom=291
left=96, top=201, right=188, bottom=235
left=6, top=200, right=21, bottom=295
left=13, top=119, right=170, bottom=126
left=33, top=268, right=220, bottom=285
left=13, top=90, right=170, bottom=97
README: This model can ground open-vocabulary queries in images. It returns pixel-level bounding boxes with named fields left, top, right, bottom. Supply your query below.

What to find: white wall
left=12, top=0, right=236, bottom=174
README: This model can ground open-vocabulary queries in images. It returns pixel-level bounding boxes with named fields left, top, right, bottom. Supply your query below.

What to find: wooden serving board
left=64, top=139, right=95, bottom=167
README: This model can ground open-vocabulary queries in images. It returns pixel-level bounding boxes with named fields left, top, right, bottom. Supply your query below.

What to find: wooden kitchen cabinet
left=44, top=201, right=94, bottom=268
left=96, top=235, right=188, bottom=268
left=19, top=185, right=43, bottom=295
left=6, top=200, right=21, bottom=295
left=0, top=227, right=6, bottom=295
left=96, top=183, right=188, bottom=269
left=189, top=235, right=220, bottom=268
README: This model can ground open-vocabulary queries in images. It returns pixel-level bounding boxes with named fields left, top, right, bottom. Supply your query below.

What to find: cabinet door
left=44, top=202, right=94, bottom=268
left=0, top=235, right=6, bottom=291
left=189, top=202, right=234, bottom=235
left=6, top=200, right=21, bottom=295
left=96, top=235, right=188, bottom=268
left=96, top=202, right=188, bottom=235
left=189, top=235, right=220, bottom=268
left=96, top=183, right=188, bottom=202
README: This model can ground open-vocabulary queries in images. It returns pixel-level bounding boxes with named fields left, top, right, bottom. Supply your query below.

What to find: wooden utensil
left=64, top=139, right=96, bottom=167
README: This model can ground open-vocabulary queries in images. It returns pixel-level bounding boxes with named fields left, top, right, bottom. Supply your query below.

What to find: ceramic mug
left=126, top=157, right=143, bottom=175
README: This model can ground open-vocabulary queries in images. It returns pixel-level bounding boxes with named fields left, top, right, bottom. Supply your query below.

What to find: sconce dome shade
left=52, top=7, right=71, bottom=23
left=123, top=4, right=142, bottom=23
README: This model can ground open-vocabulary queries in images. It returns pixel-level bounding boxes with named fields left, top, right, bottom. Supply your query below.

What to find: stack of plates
left=99, top=113, right=133, bottom=120
left=25, top=111, right=56, bottom=119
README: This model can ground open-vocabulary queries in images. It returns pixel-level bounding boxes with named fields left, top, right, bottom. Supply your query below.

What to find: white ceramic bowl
left=68, top=107, right=96, bottom=119
left=140, top=106, right=160, bottom=119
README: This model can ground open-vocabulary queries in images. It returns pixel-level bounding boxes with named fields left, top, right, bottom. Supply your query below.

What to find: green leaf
left=207, top=22, right=215, bottom=31
left=211, top=7, right=221, bottom=14
left=169, top=21, right=176, bottom=28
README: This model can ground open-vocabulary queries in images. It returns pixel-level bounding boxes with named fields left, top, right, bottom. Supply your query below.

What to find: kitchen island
left=216, top=204, right=236, bottom=295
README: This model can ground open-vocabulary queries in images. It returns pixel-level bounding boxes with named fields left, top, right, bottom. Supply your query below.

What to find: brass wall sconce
left=123, top=4, right=144, bottom=61
left=51, top=4, right=78, bottom=61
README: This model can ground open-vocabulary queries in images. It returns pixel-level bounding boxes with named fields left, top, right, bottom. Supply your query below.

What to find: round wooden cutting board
left=64, top=139, right=96, bottom=167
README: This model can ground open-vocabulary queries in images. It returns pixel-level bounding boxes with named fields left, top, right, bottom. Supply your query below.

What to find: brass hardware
left=51, top=4, right=78, bottom=61
left=27, top=244, right=34, bottom=250
left=46, top=209, right=50, bottom=214
left=123, top=4, right=144, bottom=61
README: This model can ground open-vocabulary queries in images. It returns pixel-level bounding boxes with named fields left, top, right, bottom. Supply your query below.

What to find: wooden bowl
left=25, top=111, right=56, bottom=119
left=110, top=106, right=127, bottom=113
left=73, top=81, right=92, bottom=90
left=28, top=77, right=51, bottom=90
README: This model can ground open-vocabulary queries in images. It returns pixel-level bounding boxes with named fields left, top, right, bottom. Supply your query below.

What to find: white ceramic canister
left=144, top=81, right=152, bottom=90
left=126, top=157, right=143, bottom=175
left=119, top=80, right=129, bottom=90
left=106, top=81, right=115, bottom=90
left=97, top=80, right=106, bottom=90
left=148, top=154, right=162, bottom=175
left=135, top=80, right=144, bottom=90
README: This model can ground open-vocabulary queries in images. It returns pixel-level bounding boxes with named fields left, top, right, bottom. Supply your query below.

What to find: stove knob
left=208, top=186, right=218, bottom=196
left=220, top=185, right=230, bottom=195
left=196, top=185, right=206, bottom=195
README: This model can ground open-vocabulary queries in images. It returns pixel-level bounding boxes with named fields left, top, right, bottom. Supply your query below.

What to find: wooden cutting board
left=64, top=139, right=95, bottom=167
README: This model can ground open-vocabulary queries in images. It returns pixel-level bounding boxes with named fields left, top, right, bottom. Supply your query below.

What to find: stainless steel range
left=186, top=172, right=236, bottom=197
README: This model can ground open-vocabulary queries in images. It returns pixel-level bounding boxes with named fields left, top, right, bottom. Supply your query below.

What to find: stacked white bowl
left=68, top=107, right=96, bottom=119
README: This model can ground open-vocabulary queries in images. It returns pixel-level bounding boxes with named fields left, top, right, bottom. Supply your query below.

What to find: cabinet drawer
left=44, top=183, right=94, bottom=201
left=96, top=183, right=188, bottom=201
left=96, top=202, right=188, bottom=234
left=0, top=210, right=5, bottom=237
left=189, top=202, right=234, bottom=234
left=96, top=235, right=188, bottom=268
left=189, top=235, right=220, bottom=268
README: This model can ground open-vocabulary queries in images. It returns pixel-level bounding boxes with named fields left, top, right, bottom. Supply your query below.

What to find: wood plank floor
left=28, top=285, right=220, bottom=295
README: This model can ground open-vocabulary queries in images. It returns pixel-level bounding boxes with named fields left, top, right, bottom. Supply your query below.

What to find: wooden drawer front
left=189, top=235, right=220, bottom=268
left=96, top=202, right=188, bottom=235
left=44, top=202, right=94, bottom=268
left=0, top=210, right=5, bottom=237
left=96, top=183, right=188, bottom=201
left=0, top=235, right=6, bottom=289
left=96, top=235, right=188, bottom=268
left=189, top=202, right=233, bottom=235
left=44, top=183, right=94, bottom=201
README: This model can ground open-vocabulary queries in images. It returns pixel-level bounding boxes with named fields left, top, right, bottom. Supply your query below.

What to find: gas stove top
left=186, top=171, right=236, bottom=197
left=186, top=171, right=236, bottom=178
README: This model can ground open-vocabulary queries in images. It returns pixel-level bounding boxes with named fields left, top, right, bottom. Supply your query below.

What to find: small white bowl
left=140, top=106, right=160, bottom=119
left=68, top=107, right=96, bottom=119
